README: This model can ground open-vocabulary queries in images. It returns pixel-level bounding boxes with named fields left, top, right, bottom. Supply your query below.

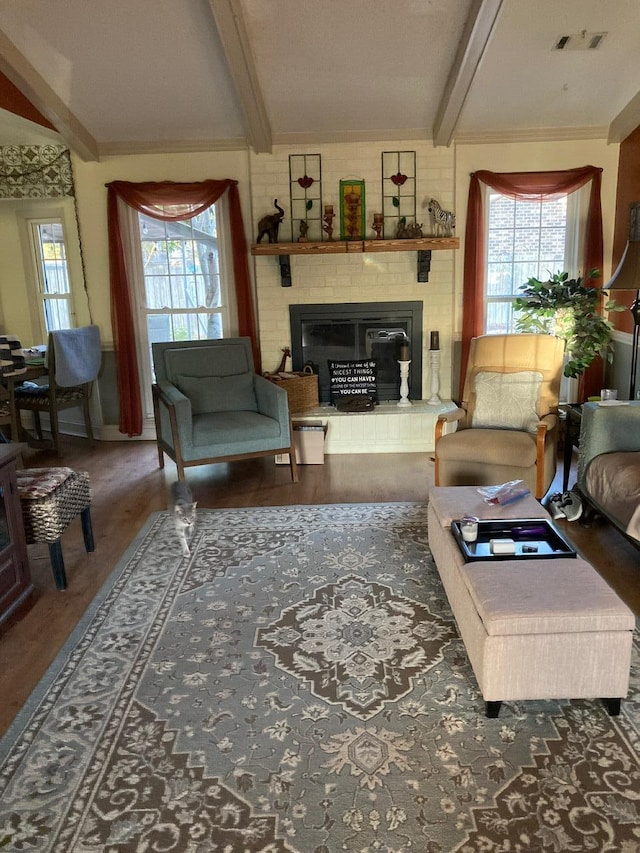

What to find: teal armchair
left=152, top=338, right=298, bottom=482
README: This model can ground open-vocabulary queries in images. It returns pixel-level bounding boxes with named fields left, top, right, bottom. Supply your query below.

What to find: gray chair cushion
left=191, top=411, right=283, bottom=451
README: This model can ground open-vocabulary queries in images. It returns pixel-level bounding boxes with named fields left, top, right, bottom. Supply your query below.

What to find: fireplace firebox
left=290, top=302, right=423, bottom=403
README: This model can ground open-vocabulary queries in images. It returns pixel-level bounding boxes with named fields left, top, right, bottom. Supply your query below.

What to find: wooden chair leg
left=48, top=541, right=67, bottom=590
left=82, top=394, right=95, bottom=444
left=152, top=386, right=165, bottom=469
left=33, top=411, right=43, bottom=440
left=49, top=405, right=61, bottom=456
left=81, top=506, right=95, bottom=552
left=289, top=447, right=299, bottom=483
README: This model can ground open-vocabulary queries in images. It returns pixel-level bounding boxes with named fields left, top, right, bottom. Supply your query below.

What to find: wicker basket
left=266, top=368, right=319, bottom=413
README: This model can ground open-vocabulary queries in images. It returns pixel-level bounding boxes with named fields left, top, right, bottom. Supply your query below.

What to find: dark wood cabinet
left=0, top=445, right=33, bottom=624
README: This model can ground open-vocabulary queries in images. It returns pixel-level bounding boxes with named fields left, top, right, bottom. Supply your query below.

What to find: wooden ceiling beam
left=432, top=0, right=503, bottom=148
left=0, top=27, right=99, bottom=161
left=208, top=0, right=272, bottom=154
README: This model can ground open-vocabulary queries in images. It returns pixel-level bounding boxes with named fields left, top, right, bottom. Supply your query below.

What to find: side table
left=561, top=403, right=582, bottom=492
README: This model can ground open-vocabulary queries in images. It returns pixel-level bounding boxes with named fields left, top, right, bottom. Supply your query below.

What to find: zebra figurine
left=427, top=198, right=455, bottom=237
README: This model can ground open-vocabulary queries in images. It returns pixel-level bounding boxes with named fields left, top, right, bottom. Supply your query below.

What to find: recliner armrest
left=435, top=407, right=466, bottom=443
left=537, top=412, right=558, bottom=434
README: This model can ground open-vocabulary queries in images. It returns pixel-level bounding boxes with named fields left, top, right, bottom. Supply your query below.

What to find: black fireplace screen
left=289, top=301, right=423, bottom=403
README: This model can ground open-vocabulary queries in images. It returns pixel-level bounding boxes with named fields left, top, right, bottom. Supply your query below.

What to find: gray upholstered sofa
left=577, top=401, right=640, bottom=545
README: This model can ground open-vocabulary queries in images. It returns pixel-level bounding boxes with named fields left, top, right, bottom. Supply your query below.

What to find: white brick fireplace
left=249, top=140, right=458, bottom=452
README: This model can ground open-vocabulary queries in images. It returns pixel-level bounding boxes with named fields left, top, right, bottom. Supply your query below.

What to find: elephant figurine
left=256, top=199, right=285, bottom=243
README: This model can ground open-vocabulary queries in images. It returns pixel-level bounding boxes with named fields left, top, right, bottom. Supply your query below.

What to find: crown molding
left=454, top=125, right=610, bottom=145
left=273, top=128, right=431, bottom=147
left=97, top=137, right=249, bottom=157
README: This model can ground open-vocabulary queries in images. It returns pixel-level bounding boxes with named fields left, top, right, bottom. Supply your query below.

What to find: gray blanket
left=586, top=451, right=640, bottom=542
left=49, top=325, right=101, bottom=387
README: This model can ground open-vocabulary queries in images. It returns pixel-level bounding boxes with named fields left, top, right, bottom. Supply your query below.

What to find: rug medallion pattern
left=0, top=503, right=638, bottom=852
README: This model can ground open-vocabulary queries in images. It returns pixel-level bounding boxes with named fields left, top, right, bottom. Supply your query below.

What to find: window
left=129, top=200, right=236, bottom=413
left=484, top=191, right=581, bottom=334
left=28, top=219, right=73, bottom=335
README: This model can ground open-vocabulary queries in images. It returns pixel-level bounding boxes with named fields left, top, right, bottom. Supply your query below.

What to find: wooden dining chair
left=11, top=326, right=101, bottom=456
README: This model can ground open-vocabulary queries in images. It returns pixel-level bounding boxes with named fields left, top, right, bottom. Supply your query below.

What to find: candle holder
left=428, top=349, right=441, bottom=404
left=322, top=206, right=335, bottom=241
left=372, top=213, right=384, bottom=240
left=398, top=360, right=412, bottom=407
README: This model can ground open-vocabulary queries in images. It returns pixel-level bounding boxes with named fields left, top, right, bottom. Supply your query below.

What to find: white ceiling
left=1, top=0, right=639, bottom=160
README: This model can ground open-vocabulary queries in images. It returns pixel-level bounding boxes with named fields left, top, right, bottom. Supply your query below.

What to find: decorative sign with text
left=328, top=359, right=377, bottom=402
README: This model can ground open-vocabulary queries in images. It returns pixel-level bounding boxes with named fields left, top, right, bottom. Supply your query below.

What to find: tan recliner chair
left=434, top=334, right=565, bottom=500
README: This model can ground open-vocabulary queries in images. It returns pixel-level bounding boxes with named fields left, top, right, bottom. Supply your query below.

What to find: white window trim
left=17, top=206, right=78, bottom=343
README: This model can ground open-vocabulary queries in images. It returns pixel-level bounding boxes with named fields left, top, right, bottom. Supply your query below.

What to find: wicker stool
left=16, top=467, right=94, bottom=590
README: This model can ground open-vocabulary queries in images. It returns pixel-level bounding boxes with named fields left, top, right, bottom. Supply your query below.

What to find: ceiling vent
left=553, top=31, right=607, bottom=51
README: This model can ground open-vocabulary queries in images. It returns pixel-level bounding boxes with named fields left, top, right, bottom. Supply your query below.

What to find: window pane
left=514, top=202, right=541, bottom=229
left=35, top=222, right=71, bottom=296
left=147, top=312, right=223, bottom=343
left=487, top=229, right=513, bottom=262
left=513, top=228, right=543, bottom=262
left=485, top=192, right=569, bottom=334
left=486, top=263, right=513, bottom=297
left=139, top=209, right=221, bottom=326
left=44, top=298, right=71, bottom=331
left=31, top=221, right=73, bottom=333
left=540, top=198, right=567, bottom=227
left=485, top=301, right=514, bottom=335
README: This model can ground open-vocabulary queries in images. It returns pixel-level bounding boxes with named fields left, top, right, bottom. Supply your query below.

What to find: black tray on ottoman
left=451, top=518, right=577, bottom=562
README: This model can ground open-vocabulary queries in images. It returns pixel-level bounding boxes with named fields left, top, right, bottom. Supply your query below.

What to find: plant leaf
left=306, top=199, right=313, bottom=211
left=392, top=197, right=400, bottom=207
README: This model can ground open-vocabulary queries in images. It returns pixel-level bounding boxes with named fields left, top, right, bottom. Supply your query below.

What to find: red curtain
left=461, top=166, right=603, bottom=395
left=106, top=179, right=259, bottom=436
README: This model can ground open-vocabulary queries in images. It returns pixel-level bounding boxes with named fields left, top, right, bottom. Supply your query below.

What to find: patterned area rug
left=1, top=503, right=639, bottom=852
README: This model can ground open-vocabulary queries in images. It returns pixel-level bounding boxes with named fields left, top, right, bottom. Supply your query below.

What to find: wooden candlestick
left=322, top=211, right=334, bottom=241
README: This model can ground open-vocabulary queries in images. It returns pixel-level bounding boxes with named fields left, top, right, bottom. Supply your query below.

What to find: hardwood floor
left=0, top=437, right=638, bottom=737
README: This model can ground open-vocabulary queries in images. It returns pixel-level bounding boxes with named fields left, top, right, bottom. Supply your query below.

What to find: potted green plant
left=512, top=269, right=624, bottom=378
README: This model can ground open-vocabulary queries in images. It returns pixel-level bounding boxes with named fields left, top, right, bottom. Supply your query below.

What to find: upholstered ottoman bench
left=16, top=467, right=94, bottom=591
left=428, top=486, right=635, bottom=717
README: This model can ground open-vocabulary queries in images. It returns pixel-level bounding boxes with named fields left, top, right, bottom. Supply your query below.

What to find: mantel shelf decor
left=251, top=237, right=460, bottom=286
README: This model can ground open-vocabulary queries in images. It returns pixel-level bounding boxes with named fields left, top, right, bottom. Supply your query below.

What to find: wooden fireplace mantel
left=250, top=237, right=459, bottom=286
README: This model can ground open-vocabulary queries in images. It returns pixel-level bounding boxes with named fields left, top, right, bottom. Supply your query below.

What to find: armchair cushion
left=192, top=411, right=283, bottom=450
left=175, top=373, right=257, bottom=415
left=471, top=370, right=542, bottom=433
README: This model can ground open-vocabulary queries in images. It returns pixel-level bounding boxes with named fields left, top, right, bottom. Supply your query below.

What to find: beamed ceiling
left=0, top=0, right=639, bottom=160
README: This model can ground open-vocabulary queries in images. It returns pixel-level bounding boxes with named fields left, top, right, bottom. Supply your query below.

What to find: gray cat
left=169, top=480, right=197, bottom=555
